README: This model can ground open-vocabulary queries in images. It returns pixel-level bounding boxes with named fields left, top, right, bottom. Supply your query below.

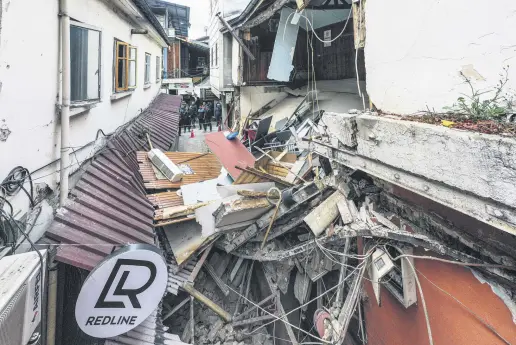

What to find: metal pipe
left=190, top=296, right=195, bottom=345
left=216, top=13, right=255, bottom=60
left=46, top=263, right=58, bottom=345
left=182, top=283, right=232, bottom=322
left=59, top=0, right=71, bottom=207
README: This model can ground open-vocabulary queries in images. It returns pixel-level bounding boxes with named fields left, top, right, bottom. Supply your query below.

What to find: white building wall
left=0, top=0, right=165, bottom=215
left=365, top=0, right=516, bottom=115
left=240, top=86, right=288, bottom=121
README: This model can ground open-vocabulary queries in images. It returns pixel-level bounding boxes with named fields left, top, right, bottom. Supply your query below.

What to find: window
left=115, top=40, right=137, bottom=92
left=156, top=56, right=161, bottom=82
left=145, top=53, right=151, bottom=84
left=70, top=22, right=101, bottom=102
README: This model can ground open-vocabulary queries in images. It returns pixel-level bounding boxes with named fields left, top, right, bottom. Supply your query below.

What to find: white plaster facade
left=0, top=0, right=167, bottom=215
left=365, top=0, right=516, bottom=114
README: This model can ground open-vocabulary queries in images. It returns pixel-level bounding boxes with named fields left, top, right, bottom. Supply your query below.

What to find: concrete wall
left=364, top=249, right=516, bottom=345
left=240, top=86, right=288, bottom=122
left=208, top=0, right=223, bottom=96
left=0, top=0, right=165, bottom=215
left=365, top=0, right=516, bottom=114
left=355, top=115, right=516, bottom=214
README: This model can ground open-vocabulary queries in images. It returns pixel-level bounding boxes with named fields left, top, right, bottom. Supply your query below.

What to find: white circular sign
left=75, top=244, right=168, bottom=338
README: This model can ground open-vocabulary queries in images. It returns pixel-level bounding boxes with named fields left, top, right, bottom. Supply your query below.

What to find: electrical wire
left=285, top=8, right=353, bottom=45
left=387, top=249, right=516, bottom=271
left=247, top=249, right=375, bottom=337
left=405, top=258, right=434, bottom=345
left=414, top=266, right=513, bottom=345
left=1, top=167, right=35, bottom=207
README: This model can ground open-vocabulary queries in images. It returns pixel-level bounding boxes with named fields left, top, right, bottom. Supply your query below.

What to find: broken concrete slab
left=214, top=195, right=272, bottom=228
left=337, top=199, right=354, bottom=225
left=321, top=112, right=358, bottom=147
left=354, top=114, right=516, bottom=229
left=181, top=179, right=222, bottom=206
left=304, top=190, right=345, bottom=236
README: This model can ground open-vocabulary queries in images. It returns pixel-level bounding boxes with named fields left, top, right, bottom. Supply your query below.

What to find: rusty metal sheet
left=45, top=94, right=181, bottom=271
left=138, top=151, right=222, bottom=190
left=204, top=131, right=256, bottom=180
left=148, top=191, right=184, bottom=209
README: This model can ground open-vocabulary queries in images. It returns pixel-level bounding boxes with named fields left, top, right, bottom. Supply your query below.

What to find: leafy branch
left=445, top=65, right=513, bottom=120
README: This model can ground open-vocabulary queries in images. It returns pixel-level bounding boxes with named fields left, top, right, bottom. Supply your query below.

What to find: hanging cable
left=1, top=167, right=34, bottom=207
left=405, top=258, right=434, bottom=345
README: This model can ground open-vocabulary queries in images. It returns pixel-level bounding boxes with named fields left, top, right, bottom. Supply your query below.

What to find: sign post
left=75, top=244, right=168, bottom=338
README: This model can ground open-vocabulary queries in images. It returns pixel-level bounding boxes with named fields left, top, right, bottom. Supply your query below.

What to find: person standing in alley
left=179, top=101, right=190, bottom=135
left=203, top=101, right=213, bottom=132
left=198, top=102, right=206, bottom=130
left=214, top=101, right=222, bottom=130
left=189, top=102, right=198, bottom=130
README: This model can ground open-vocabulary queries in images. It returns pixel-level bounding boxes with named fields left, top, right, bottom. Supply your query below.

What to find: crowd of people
left=179, top=98, right=222, bottom=135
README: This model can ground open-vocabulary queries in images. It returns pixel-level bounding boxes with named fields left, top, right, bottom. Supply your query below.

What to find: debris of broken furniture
left=139, top=117, right=516, bottom=345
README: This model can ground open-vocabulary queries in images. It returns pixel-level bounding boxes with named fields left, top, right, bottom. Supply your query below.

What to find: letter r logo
left=95, top=259, right=157, bottom=309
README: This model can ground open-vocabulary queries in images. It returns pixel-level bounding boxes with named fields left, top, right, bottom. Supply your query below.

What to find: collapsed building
left=0, top=0, right=514, bottom=344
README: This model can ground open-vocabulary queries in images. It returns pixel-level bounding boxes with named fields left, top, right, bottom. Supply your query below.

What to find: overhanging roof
left=44, top=94, right=181, bottom=271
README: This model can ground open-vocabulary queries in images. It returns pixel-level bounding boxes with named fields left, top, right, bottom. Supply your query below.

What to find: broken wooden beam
left=234, top=165, right=294, bottom=187
left=216, top=13, right=256, bottom=60
left=230, top=257, right=245, bottom=282
left=163, top=297, right=190, bottom=321
left=182, top=283, right=232, bottom=322
left=204, top=262, right=230, bottom=296
left=232, top=314, right=277, bottom=327
left=189, top=244, right=213, bottom=282
left=157, top=202, right=209, bottom=220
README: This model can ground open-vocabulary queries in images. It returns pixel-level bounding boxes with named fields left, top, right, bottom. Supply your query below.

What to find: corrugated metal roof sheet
left=45, top=94, right=181, bottom=270
left=106, top=304, right=188, bottom=345
left=167, top=258, right=196, bottom=296
left=138, top=152, right=222, bottom=190
left=148, top=191, right=184, bottom=209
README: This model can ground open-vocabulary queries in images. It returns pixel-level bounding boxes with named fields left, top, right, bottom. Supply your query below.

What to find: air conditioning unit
left=148, top=148, right=184, bottom=182
left=168, top=28, right=176, bottom=38
left=0, top=250, right=47, bottom=345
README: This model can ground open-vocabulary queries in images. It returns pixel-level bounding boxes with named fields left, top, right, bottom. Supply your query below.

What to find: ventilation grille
left=0, top=283, right=27, bottom=345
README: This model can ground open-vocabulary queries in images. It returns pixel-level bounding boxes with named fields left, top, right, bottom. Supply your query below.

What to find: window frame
left=115, top=40, right=137, bottom=92
left=144, top=53, right=151, bottom=85
left=156, top=56, right=161, bottom=82
left=70, top=20, right=102, bottom=104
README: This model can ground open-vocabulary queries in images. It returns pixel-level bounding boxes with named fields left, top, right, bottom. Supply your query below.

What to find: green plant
left=445, top=65, right=513, bottom=120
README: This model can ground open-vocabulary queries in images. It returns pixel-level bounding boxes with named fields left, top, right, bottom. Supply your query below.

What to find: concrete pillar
left=221, top=93, right=228, bottom=130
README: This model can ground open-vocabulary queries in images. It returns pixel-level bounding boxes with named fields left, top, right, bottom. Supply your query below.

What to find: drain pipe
left=59, top=0, right=70, bottom=207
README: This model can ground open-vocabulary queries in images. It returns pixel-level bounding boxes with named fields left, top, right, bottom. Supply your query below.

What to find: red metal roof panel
left=204, top=131, right=256, bottom=179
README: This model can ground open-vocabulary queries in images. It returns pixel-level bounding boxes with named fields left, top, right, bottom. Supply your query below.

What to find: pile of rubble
left=137, top=104, right=516, bottom=345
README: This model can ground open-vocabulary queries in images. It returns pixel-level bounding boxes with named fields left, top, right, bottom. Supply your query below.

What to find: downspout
left=172, top=41, right=176, bottom=78
left=59, top=0, right=70, bottom=207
